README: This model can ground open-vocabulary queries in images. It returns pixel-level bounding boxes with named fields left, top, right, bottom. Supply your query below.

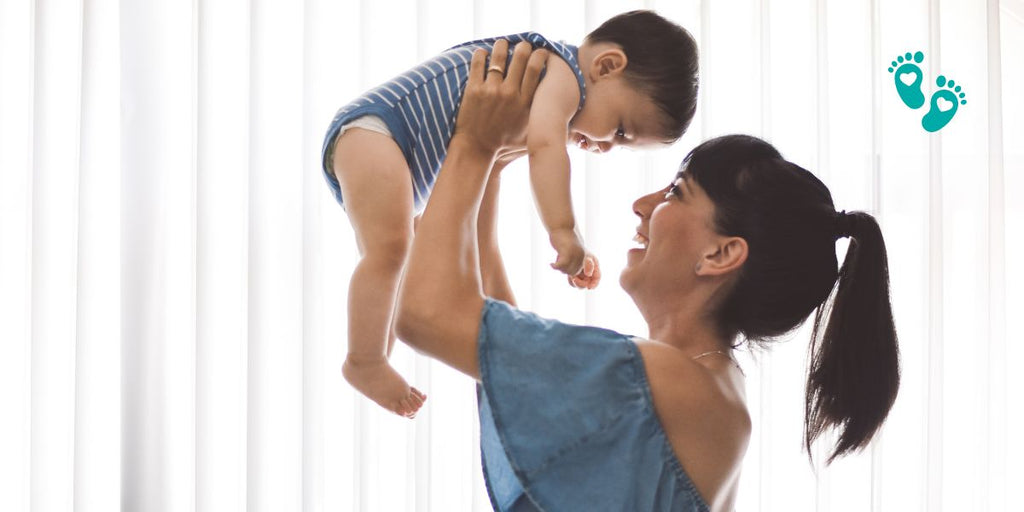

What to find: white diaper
left=326, top=114, right=394, bottom=181
left=337, top=114, right=391, bottom=138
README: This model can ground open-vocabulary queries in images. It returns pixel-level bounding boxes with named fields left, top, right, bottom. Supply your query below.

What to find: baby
left=323, top=10, right=699, bottom=417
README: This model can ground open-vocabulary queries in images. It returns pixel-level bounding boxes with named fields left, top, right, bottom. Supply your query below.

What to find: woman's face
left=619, top=171, right=721, bottom=298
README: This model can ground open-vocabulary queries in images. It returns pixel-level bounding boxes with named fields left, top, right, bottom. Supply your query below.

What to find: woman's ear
left=696, top=237, right=748, bottom=277
left=589, top=47, right=627, bottom=79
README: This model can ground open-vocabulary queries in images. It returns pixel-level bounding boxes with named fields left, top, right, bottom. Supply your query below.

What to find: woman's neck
left=640, top=296, right=730, bottom=355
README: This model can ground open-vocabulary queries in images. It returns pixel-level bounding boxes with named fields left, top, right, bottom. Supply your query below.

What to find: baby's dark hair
left=684, top=135, right=901, bottom=464
left=585, top=10, right=699, bottom=142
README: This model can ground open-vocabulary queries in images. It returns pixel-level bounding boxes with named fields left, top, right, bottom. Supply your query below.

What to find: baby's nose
left=595, top=141, right=613, bottom=153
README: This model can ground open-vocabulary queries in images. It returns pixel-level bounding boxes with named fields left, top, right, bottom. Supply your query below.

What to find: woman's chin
left=626, top=247, right=646, bottom=264
left=619, top=248, right=645, bottom=289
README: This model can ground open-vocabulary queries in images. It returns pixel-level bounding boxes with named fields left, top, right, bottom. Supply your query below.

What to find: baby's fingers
left=582, top=256, right=595, bottom=277
left=568, top=274, right=583, bottom=289
left=569, top=255, right=600, bottom=289
left=587, top=262, right=602, bottom=289
left=568, top=272, right=598, bottom=290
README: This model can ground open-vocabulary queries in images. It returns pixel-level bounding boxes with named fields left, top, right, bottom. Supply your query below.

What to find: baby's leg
left=334, top=128, right=426, bottom=418
left=380, top=214, right=420, bottom=360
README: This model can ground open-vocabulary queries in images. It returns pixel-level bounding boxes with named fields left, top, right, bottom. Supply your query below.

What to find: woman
left=396, top=42, right=900, bottom=511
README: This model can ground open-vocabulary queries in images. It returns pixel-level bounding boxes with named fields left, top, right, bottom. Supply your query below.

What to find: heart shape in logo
left=937, top=97, right=954, bottom=112
left=900, top=72, right=917, bottom=86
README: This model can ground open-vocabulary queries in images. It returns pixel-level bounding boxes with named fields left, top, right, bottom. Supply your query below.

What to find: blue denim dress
left=477, top=299, right=711, bottom=512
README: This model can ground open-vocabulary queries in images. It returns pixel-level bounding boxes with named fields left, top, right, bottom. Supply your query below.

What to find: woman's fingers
left=453, top=39, right=545, bottom=154
left=504, top=41, right=531, bottom=86
left=468, top=47, right=487, bottom=87
left=520, top=47, right=547, bottom=102
left=502, top=41, right=546, bottom=103
left=487, top=39, right=510, bottom=82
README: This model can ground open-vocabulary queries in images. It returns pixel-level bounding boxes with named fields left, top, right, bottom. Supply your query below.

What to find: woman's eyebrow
left=674, top=170, right=692, bottom=190
left=683, top=175, right=694, bottom=195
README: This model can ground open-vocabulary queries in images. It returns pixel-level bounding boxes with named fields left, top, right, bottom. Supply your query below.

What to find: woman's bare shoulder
left=631, top=338, right=750, bottom=510
left=632, top=338, right=748, bottom=423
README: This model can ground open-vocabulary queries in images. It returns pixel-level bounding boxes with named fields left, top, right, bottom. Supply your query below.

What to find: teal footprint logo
left=886, top=50, right=966, bottom=132
left=921, top=75, right=967, bottom=132
left=888, top=51, right=925, bottom=109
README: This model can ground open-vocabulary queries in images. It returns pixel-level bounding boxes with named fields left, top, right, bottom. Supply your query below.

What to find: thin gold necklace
left=692, top=350, right=744, bottom=375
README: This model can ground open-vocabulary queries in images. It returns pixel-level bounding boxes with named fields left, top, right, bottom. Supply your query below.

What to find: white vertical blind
left=75, top=0, right=121, bottom=510
left=1, top=0, right=1020, bottom=510
left=248, top=0, right=306, bottom=508
left=1002, top=5, right=1024, bottom=512
left=985, top=2, right=1007, bottom=512
left=120, top=0, right=197, bottom=510
left=196, top=0, right=250, bottom=509
left=0, top=2, right=34, bottom=512
left=31, top=0, right=83, bottom=511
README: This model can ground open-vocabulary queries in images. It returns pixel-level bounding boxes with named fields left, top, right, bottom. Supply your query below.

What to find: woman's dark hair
left=585, top=10, right=698, bottom=141
left=683, top=134, right=900, bottom=464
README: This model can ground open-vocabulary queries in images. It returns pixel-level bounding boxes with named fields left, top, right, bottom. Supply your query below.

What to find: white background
left=0, top=0, right=1021, bottom=510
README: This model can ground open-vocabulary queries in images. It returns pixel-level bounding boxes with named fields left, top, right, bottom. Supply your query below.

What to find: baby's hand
left=568, top=253, right=601, bottom=290
left=549, top=228, right=586, bottom=277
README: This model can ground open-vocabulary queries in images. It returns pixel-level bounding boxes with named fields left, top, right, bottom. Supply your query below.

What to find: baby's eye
left=615, top=125, right=626, bottom=139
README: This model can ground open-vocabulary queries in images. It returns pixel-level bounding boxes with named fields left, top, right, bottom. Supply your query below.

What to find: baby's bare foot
left=343, top=355, right=427, bottom=418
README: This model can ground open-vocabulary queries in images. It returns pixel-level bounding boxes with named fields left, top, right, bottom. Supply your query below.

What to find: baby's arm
left=526, top=57, right=592, bottom=279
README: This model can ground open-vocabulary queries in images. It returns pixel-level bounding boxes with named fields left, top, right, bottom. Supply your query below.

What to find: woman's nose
left=632, top=190, right=660, bottom=218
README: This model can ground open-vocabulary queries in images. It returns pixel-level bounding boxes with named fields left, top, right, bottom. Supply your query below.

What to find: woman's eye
left=665, top=184, right=680, bottom=199
left=615, top=126, right=626, bottom=139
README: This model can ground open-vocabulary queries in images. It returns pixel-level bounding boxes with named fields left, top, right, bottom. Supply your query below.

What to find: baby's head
left=571, top=10, right=698, bottom=152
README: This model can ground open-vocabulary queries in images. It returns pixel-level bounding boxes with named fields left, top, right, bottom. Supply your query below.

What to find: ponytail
left=805, top=211, right=901, bottom=463
left=681, top=135, right=902, bottom=465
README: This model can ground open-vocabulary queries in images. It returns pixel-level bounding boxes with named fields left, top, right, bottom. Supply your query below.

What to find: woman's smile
left=626, top=230, right=649, bottom=266
left=633, top=231, right=649, bottom=248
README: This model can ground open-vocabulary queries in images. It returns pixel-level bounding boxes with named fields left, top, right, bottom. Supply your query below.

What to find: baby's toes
left=411, top=387, right=427, bottom=402
left=400, top=398, right=416, bottom=417
left=409, top=393, right=425, bottom=409
left=402, top=399, right=421, bottom=418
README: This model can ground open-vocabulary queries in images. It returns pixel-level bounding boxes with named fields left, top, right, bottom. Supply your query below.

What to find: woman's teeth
left=633, top=233, right=648, bottom=248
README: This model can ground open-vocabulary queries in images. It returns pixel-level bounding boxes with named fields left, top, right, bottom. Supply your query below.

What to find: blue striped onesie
left=321, top=32, right=587, bottom=213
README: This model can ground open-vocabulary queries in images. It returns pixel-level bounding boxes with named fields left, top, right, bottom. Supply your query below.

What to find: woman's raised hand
left=453, top=39, right=548, bottom=156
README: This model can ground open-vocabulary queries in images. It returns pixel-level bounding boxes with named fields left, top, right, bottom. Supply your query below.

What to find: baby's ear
left=593, top=48, right=627, bottom=77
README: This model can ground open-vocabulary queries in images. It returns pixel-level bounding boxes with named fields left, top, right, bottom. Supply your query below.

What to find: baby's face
left=568, top=77, right=670, bottom=154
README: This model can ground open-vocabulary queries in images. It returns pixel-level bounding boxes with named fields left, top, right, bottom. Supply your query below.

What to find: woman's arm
left=395, top=40, right=547, bottom=379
